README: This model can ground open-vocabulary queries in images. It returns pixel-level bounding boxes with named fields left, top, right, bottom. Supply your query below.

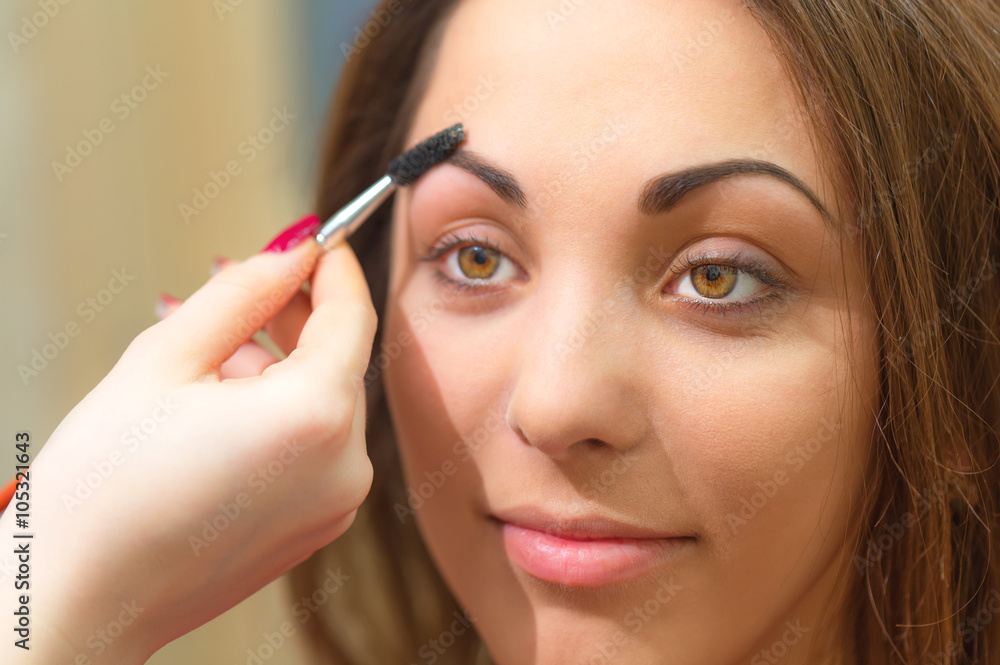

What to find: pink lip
left=490, top=509, right=694, bottom=587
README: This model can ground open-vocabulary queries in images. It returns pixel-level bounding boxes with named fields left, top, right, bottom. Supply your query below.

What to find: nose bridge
left=549, top=281, right=626, bottom=362
left=506, top=276, right=648, bottom=457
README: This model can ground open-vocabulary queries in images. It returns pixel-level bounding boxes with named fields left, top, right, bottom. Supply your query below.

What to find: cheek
left=662, top=316, right=876, bottom=561
left=382, top=280, right=514, bottom=506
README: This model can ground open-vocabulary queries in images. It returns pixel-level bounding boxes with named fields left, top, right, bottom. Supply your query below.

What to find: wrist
left=0, top=513, right=156, bottom=665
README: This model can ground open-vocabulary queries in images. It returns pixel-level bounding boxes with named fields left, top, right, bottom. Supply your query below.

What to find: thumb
left=265, top=240, right=377, bottom=394
left=154, top=239, right=320, bottom=377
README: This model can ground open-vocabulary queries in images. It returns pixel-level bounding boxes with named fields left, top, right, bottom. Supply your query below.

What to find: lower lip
left=497, top=521, right=691, bottom=587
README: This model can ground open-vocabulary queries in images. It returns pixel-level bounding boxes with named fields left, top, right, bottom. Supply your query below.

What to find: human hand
left=1, top=221, right=376, bottom=663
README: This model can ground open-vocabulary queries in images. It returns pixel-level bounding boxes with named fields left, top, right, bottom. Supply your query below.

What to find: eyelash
left=667, top=250, right=787, bottom=318
left=418, top=231, right=514, bottom=296
left=418, top=233, right=788, bottom=317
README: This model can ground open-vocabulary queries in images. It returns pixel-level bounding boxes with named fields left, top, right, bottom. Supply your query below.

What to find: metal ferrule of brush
left=315, top=174, right=397, bottom=250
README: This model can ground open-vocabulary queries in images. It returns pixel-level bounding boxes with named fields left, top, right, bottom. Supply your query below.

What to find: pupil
left=473, top=249, right=488, bottom=265
left=706, top=266, right=721, bottom=282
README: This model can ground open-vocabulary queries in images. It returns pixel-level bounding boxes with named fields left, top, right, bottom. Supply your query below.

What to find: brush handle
left=315, top=175, right=397, bottom=250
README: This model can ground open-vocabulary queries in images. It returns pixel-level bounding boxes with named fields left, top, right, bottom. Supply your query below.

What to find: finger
left=220, top=340, right=280, bottom=379
left=153, top=240, right=321, bottom=376
left=263, top=242, right=377, bottom=401
left=263, top=290, right=312, bottom=356
left=211, top=255, right=238, bottom=277
left=155, top=293, right=183, bottom=320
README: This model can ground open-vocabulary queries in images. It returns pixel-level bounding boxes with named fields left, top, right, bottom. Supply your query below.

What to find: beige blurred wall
left=0, top=1, right=341, bottom=662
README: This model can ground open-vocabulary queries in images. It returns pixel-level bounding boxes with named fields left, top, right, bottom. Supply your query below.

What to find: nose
left=505, top=287, right=650, bottom=460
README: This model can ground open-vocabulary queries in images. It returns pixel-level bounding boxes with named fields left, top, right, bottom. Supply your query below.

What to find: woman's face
left=382, top=0, right=878, bottom=662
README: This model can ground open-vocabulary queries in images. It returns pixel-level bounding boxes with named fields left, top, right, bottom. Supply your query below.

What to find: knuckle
left=326, top=508, right=360, bottom=541
left=296, top=389, right=356, bottom=444
left=122, top=326, right=158, bottom=362
left=340, top=454, right=374, bottom=513
left=324, top=402, right=357, bottom=441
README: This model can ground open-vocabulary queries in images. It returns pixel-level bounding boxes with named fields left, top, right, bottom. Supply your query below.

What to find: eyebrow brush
left=314, top=122, right=466, bottom=250
left=0, top=123, right=467, bottom=517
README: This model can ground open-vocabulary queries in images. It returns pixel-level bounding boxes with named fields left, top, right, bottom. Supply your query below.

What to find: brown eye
left=690, top=264, right=738, bottom=298
left=457, top=245, right=501, bottom=279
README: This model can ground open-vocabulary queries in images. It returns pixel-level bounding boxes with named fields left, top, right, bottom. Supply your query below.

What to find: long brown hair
left=290, top=1, right=1000, bottom=663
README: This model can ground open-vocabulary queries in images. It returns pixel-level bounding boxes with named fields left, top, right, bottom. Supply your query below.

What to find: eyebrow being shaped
left=445, top=150, right=528, bottom=208
left=443, top=149, right=836, bottom=227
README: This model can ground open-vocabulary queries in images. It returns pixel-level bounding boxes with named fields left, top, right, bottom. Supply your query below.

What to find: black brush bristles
left=387, top=123, right=466, bottom=186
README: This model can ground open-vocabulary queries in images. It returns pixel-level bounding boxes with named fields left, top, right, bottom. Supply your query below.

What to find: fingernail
left=210, top=255, right=230, bottom=276
left=155, top=292, right=181, bottom=318
left=262, top=214, right=321, bottom=253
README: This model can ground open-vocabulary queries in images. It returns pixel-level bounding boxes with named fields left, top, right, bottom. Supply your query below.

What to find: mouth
left=488, top=507, right=696, bottom=587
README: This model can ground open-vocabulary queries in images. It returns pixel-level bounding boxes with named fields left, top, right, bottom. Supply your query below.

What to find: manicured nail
left=261, top=214, right=321, bottom=253
left=210, top=255, right=230, bottom=276
left=155, top=292, right=181, bottom=319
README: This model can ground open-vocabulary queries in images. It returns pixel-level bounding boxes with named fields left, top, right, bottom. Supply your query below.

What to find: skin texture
left=382, top=1, right=879, bottom=663
left=1, top=240, right=377, bottom=665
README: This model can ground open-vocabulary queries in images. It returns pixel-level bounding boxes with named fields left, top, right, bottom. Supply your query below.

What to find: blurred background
left=1, top=1, right=377, bottom=662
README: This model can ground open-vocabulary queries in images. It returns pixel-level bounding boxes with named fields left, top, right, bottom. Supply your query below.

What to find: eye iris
left=691, top=264, right=738, bottom=298
left=458, top=246, right=500, bottom=279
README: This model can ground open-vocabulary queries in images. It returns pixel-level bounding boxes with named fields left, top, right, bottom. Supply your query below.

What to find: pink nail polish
left=155, top=292, right=181, bottom=318
left=210, top=255, right=229, bottom=276
left=262, top=214, right=321, bottom=253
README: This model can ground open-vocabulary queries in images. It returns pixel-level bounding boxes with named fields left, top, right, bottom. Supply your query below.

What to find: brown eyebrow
left=445, top=150, right=527, bottom=208
left=637, top=159, right=836, bottom=227
left=444, top=150, right=835, bottom=226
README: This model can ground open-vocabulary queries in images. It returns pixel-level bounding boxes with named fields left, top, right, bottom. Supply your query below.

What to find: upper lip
left=489, top=505, right=694, bottom=541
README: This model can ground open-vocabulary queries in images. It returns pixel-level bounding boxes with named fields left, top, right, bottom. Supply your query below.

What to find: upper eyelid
left=674, top=253, right=780, bottom=286
left=420, top=232, right=790, bottom=295
left=418, top=231, right=507, bottom=263
left=671, top=247, right=792, bottom=289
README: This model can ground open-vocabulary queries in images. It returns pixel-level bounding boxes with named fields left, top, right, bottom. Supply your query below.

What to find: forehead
left=407, top=0, right=838, bottom=217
